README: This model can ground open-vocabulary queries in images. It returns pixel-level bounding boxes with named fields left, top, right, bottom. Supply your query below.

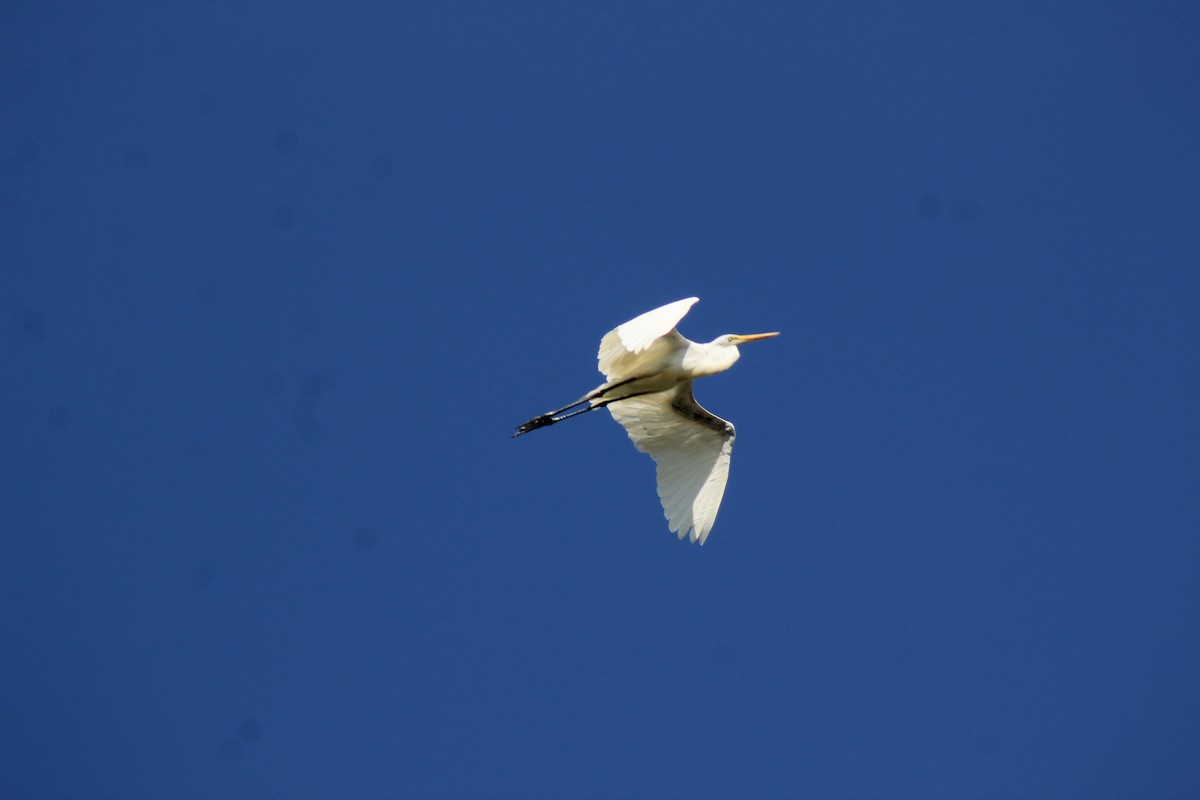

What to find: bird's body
left=514, top=297, right=777, bottom=544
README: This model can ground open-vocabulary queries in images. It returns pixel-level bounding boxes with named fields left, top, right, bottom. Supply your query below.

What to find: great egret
left=514, top=297, right=778, bottom=544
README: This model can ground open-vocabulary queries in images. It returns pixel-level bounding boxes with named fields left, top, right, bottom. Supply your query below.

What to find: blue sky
left=2, top=2, right=1198, bottom=798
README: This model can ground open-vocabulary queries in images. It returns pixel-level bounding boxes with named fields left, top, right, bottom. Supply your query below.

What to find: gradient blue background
left=3, top=3, right=1198, bottom=798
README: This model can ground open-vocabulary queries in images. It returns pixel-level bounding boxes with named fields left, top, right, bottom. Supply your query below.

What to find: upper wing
left=597, top=297, right=698, bottom=380
left=606, top=382, right=735, bottom=545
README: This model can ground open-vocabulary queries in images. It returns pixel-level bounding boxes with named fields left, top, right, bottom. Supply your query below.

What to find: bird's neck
left=685, top=341, right=740, bottom=377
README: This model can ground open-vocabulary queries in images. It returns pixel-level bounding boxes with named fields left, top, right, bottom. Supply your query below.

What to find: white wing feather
left=597, top=297, right=698, bottom=380
left=606, top=382, right=734, bottom=545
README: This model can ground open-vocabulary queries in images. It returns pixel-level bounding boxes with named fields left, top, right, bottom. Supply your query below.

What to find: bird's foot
left=513, top=414, right=557, bottom=437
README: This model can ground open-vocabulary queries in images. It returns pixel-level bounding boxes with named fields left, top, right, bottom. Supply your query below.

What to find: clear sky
left=2, top=2, right=1198, bottom=798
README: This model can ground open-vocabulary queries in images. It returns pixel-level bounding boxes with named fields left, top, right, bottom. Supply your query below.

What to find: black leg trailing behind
left=512, top=388, right=660, bottom=438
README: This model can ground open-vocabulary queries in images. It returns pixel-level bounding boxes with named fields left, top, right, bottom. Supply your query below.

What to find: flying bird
left=514, top=297, right=778, bottom=544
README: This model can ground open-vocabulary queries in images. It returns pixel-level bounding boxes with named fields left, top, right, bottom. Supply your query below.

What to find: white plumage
left=598, top=296, right=698, bottom=377
left=605, top=385, right=733, bottom=544
left=515, top=298, right=778, bottom=545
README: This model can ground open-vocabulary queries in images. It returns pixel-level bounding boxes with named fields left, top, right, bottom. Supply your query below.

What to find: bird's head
left=715, top=331, right=780, bottom=350
left=700, top=331, right=779, bottom=371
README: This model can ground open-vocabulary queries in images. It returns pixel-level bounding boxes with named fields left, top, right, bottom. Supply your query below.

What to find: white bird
left=514, top=297, right=778, bottom=544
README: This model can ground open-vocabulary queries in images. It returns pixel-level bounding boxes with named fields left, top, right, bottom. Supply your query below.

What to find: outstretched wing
left=597, top=297, right=698, bottom=380
left=606, top=382, right=735, bottom=545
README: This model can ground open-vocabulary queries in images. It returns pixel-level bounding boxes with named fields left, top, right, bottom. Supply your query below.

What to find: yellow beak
left=731, top=332, right=780, bottom=343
